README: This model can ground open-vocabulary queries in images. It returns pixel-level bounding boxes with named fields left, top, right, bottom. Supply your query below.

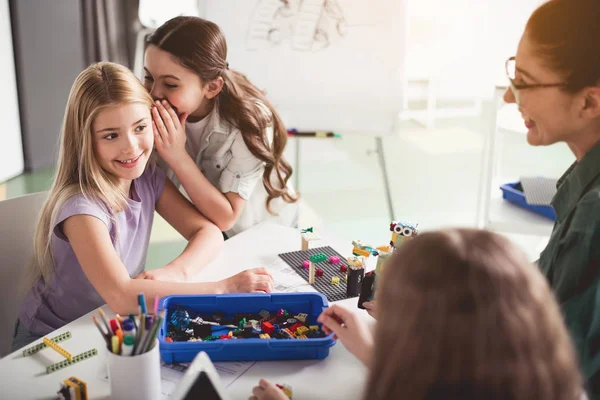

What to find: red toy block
left=316, top=269, right=324, bottom=277
left=339, top=265, right=348, bottom=273
left=262, top=322, right=275, bottom=335
left=290, top=322, right=303, bottom=333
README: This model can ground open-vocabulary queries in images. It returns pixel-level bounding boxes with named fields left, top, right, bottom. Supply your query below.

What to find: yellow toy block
left=44, top=337, right=72, bottom=361
left=295, top=326, right=309, bottom=336
left=58, top=376, right=88, bottom=400
left=309, top=325, right=319, bottom=332
left=259, top=334, right=271, bottom=339
left=296, top=335, right=307, bottom=339
left=331, top=276, right=340, bottom=285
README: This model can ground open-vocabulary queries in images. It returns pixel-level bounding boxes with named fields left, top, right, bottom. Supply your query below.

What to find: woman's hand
left=317, top=304, right=374, bottom=366
left=221, top=268, right=274, bottom=293
left=249, top=379, right=290, bottom=400
left=152, top=99, right=189, bottom=166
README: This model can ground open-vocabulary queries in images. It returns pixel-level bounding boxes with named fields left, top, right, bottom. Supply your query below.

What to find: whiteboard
left=203, top=0, right=405, bottom=135
left=0, top=0, right=24, bottom=182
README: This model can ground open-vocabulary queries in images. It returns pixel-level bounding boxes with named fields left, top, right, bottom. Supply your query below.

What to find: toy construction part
left=44, top=337, right=73, bottom=361
left=56, top=376, right=88, bottom=400
left=47, top=349, right=98, bottom=374
left=23, top=331, right=72, bottom=357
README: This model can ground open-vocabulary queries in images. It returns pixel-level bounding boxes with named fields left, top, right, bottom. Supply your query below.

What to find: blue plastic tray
left=158, top=293, right=336, bottom=363
left=500, top=182, right=556, bottom=220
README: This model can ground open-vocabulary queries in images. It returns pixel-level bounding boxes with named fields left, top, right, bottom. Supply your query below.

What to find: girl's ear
left=205, top=77, right=224, bottom=99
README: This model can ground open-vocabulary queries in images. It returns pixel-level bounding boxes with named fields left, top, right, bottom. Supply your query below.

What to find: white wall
left=0, top=0, right=24, bottom=182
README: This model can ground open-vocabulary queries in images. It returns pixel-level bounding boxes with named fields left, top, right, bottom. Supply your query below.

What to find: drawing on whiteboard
left=246, top=0, right=351, bottom=51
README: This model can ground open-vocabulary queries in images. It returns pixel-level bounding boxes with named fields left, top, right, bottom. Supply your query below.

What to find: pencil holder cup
left=106, top=339, right=161, bottom=400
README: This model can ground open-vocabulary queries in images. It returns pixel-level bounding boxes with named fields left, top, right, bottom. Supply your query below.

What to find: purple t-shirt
left=19, top=166, right=166, bottom=335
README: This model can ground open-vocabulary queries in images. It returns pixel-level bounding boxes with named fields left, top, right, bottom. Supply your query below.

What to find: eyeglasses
left=505, top=56, right=567, bottom=104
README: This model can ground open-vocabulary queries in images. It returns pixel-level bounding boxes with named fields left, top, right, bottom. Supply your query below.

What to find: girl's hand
left=317, top=304, right=374, bottom=366
left=134, top=264, right=186, bottom=282
left=249, top=379, right=289, bottom=400
left=362, top=300, right=378, bottom=320
left=152, top=99, right=189, bottom=166
left=221, top=268, right=274, bottom=293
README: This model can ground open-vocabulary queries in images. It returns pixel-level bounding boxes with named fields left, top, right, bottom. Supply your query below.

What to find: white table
left=0, top=222, right=369, bottom=399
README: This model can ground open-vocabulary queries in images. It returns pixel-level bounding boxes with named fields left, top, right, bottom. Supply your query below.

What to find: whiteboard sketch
left=247, top=0, right=366, bottom=51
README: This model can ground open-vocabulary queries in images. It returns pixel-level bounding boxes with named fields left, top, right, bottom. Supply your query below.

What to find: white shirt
left=163, top=105, right=298, bottom=238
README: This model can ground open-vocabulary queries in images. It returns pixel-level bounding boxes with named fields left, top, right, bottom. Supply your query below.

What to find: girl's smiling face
left=143, top=45, right=212, bottom=122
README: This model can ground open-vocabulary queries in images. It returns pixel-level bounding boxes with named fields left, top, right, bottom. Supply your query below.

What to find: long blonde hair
left=366, top=229, right=583, bottom=400
left=28, top=62, right=153, bottom=288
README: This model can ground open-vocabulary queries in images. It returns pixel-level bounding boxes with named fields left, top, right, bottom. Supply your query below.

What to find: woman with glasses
left=504, top=0, right=600, bottom=397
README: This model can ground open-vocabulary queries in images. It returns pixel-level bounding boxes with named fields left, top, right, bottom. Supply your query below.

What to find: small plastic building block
left=301, top=227, right=320, bottom=251
left=44, top=338, right=73, bottom=361
left=309, top=253, right=327, bottom=263
left=165, top=337, right=174, bottom=342
left=47, top=349, right=98, bottom=374
left=301, top=260, right=310, bottom=269
left=281, top=329, right=296, bottom=339
left=329, top=256, right=341, bottom=264
left=23, top=331, right=72, bottom=357
left=259, top=333, right=271, bottom=339
left=276, top=309, right=286, bottom=317
left=331, top=276, right=340, bottom=285
left=296, top=335, right=307, bottom=339
left=262, top=322, right=275, bottom=335
left=339, top=264, right=348, bottom=273
left=316, top=268, right=324, bottom=277
left=294, top=313, right=308, bottom=323
left=295, top=326, right=309, bottom=336
left=290, top=322, right=303, bottom=333
left=258, top=309, right=270, bottom=319
left=56, top=376, right=88, bottom=400
left=347, top=256, right=365, bottom=268
left=276, top=383, right=293, bottom=399
left=308, top=261, right=316, bottom=284
left=309, top=325, right=320, bottom=332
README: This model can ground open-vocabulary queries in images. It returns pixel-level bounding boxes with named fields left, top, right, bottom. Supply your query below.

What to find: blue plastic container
left=500, top=182, right=557, bottom=220
left=158, top=293, right=336, bottom=363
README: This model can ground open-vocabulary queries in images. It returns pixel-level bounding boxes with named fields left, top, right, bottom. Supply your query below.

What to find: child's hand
left=317, top=304, right=374, bottom=366
left=221, top=268, right=274, bottom=293
left=134, top=265, right=186, bottom=282
left=362, top=300, right=378, bottom=319
left=152, top=100, right=189, bottom=166
left=249, top=379, right=289, bottom=400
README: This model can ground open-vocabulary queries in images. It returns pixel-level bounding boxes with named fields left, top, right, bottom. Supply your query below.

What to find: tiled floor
left=3, top=99, right=575, bottom=267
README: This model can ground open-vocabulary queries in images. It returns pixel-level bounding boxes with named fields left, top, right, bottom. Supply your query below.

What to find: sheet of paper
left=267, top=258, right=317, bottom=293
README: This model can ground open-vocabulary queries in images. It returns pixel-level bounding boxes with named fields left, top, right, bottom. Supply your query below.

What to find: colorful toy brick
left=331, top=276, right=340, bottom=285
left=309, top=253, right=327, bottom=263
left=316, top=268, right=324, bottom=277
left=309, top=325, right=320, bottom=332
left=339, top=264, right=348, bottom=273
left=47, top=349, right=98, bottom=374
left=23, top=331, right=72, bottom=357
left=262, top=322, right=275, bottom=335
left=44, top=337, right=73, bottom=361
left=290, top=322, right=303, bottom=333
left=56, top=376, right=88, bottom=400
left=294, top=313, right=308, bottom=323
left=295, top=326, right=309, bottom=336
left=301, top=260, right=310, bottom=269
left=259, top=334, right=270, bottom=339
left=300, top=227, right=320, bottom=251
left=329, top=256, right=341, bottom=264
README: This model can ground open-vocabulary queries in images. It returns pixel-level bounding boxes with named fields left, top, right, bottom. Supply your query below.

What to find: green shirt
left=538, top=141, right=600, bottom=397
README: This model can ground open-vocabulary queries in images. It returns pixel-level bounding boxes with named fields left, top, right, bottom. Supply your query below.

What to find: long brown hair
left=526, top=0, right=600, bottom=93
left=146, top=16, right=297, bottom=213
left=365, top=229, right=583, bottom=400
